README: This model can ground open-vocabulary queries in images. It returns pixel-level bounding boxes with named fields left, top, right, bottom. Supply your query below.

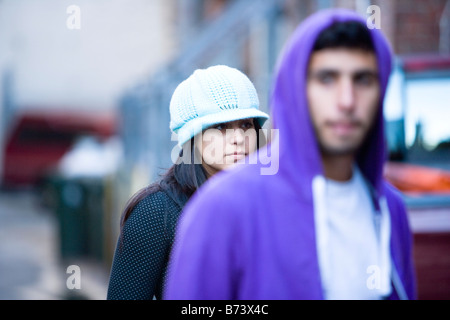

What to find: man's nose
left=337, top=78, right=356, bottom=112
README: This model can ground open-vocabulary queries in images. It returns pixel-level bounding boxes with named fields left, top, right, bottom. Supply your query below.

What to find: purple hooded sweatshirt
left=164, top=9, right=417, bottom=300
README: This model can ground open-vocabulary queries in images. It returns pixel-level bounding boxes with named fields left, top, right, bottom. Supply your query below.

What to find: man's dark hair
left=312, top=21, right=375, bottom=52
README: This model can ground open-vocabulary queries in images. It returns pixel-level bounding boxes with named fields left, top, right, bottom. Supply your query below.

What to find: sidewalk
left=0, top=189, right=110, bottom=300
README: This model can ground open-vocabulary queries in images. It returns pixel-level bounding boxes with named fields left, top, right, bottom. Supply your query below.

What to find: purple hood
left=270, top=8, right=391, bottom=198
left=164, top=9, right=416, bottom=300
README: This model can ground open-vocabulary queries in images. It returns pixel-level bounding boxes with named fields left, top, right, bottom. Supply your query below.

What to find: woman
left=107, top=65, right=269, bottom=299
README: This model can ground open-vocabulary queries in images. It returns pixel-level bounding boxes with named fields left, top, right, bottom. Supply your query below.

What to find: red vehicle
left=1, top=108, right=116, bottom=188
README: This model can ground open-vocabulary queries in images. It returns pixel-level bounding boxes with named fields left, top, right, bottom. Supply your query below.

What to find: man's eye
left=318, top=74, right=335, bottom=84
left=355, top=76, right=374, bottom=86
left=355, top=74, right=377, bottom=86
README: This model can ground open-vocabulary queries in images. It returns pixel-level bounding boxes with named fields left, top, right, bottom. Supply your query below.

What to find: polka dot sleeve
left=106, top=191, right=181, bottom=300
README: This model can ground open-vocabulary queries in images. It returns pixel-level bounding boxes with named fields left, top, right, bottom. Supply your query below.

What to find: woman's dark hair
left=119, top=139, right=206, bottom=232
left=119, top=118, right=265, bottom=230
left=313, top=21, right=375, bottom=52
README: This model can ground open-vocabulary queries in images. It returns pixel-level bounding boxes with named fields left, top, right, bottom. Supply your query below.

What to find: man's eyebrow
left=307, top=69, right=339, bottom=77
left=308, top=68, right=378, bottom=77
left=353, top=69, right=379, bottom=77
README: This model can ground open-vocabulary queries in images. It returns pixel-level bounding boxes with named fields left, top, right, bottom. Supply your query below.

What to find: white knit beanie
left=169, top=65, right=269, bottom=147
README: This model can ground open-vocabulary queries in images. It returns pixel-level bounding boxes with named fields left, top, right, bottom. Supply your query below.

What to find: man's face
left=307, top=48, right=380, bottom=157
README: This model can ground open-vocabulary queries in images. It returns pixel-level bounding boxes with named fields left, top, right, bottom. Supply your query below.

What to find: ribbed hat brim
left=174, top=108, right=269, bottom=147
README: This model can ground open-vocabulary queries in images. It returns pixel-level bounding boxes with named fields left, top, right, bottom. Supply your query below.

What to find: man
left=164, top=9, right=416, bottom=300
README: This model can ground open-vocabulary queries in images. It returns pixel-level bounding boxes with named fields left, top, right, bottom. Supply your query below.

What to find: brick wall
left=189, top=0, right=449, bottom=55
left=288, top=0, right=449, bottom=55
left=394, top=0, right=448, bottom=54
left=333, top=0, right=449, bottom=55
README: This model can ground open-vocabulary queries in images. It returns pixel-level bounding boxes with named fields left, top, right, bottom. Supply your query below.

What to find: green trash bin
left=81, top=177, right=105, bottom=261
left=53, top=176, right=105, bottom=261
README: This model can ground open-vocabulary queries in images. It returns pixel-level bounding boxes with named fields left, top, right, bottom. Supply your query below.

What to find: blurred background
left=0, top=0, right=449, bottom=300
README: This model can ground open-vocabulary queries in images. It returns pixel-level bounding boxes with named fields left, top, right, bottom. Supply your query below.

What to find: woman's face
left=196, top=118, right=258, bottom=177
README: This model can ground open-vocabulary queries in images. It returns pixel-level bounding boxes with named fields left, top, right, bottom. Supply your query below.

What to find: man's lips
left=327, top=121, right=362, bottom=135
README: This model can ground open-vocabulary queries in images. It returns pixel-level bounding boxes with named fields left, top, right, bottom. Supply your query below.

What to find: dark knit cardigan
left=107, top=190, right=182, bottom=300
